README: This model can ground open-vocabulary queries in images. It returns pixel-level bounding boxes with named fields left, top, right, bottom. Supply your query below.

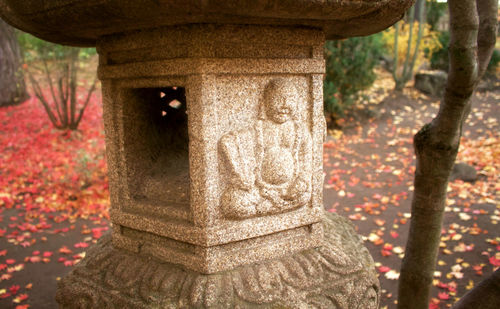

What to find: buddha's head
left=260, top=79, right=298, bottom=124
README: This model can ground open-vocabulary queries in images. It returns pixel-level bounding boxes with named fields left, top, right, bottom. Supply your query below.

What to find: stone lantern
left=95, top=25, right=328, bottom=275
left=0, top=1, right=413, bottom=307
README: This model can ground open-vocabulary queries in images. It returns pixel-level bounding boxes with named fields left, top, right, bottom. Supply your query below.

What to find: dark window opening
left=123, top=86, right=190, bottom=208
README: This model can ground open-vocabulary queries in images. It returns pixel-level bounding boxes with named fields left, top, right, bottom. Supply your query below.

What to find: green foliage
left=385, top=0, right=428, bottom=91
left=429, top=30, right=450, bottom=71
left=323, top=33, right=384, bottom=116
left=426, top=0, right=448, bottom=31
left=17, top=31, right=95, bottom=62
left=487, top=49, right=500, bottom=74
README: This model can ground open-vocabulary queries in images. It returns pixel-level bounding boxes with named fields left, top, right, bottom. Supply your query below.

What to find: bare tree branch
left=57, top=76, right=65, bottom=111
left=408, top=0, right=425, bottom=80
left=401, top=6, right=415, bottom=81
left=42, top=57, right=64, bottom=124
left=61, top=63, right=69, bottom=104
left=27, top=71, right=63, bottom=129
left=392, top=21, right=400, bottom=82
left=26, top=48, right=96, bottom=131
left=477, top=0, right=498, bottom=77
left=69, top=49, right=78, bottom=126
left=74, top=77, right=97, bottom=129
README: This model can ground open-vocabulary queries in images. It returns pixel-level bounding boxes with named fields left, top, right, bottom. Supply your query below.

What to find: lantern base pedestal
left=56, top=212, right=380, bottom=308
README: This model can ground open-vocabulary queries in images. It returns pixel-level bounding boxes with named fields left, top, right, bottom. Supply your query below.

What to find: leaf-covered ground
left=0, top=71, right=499, bottom=308
left=325, top=72, right=500, bottom=308
left=0, top=91, right=109, bottom=308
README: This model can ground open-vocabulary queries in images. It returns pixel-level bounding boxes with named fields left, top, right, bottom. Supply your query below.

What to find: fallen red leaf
left=9, top=285, right=20, bottom=295
left=13, top=293, right=28, bottom=303
left=377, top=265, right=391, bottom=273
left=429, top=298, right=440, bottom=309
left=489, top=256, right=500, bottom=267
left=74, top=242, right=89, bottom=248
left=59, top=246, right=72, bottom=254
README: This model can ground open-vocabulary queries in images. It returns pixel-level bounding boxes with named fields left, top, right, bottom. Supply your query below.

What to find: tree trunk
left=0, top=18, right=28, bottom=107
left=413, top=0, right=425, bottom=23
left=397, top=1, right=498, bottom=308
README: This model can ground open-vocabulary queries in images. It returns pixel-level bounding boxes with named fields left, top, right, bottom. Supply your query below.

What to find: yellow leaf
left=443, top=249, right=453, bottom=255
left=451, top=234, right=462, bottom=241
left=393, top=246, right=404, bottom=254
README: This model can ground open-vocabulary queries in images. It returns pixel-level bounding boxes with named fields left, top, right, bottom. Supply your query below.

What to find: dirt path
left=324, top=86, right=500, bottom=308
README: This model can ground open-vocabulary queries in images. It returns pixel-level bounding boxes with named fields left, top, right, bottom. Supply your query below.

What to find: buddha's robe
left=220, top=120, right=312, bottom=219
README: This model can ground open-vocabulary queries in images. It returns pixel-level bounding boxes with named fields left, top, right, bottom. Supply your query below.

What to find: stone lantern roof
left=1, top=0, right=414, bottom=46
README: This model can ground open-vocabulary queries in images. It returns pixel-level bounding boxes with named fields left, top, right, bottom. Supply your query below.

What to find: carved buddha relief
left=220, top=79, right=312, bottom=219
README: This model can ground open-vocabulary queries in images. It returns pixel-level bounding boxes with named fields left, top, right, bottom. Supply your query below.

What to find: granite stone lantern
left=0, top=1, right=413, bottom=307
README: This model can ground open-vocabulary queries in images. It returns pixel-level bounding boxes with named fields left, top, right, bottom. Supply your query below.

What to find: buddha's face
left=266, top=90, right=296, bottom=124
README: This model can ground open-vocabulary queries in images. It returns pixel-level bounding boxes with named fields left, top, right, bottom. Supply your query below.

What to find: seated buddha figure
left=219, top=79, right=312, bottom=219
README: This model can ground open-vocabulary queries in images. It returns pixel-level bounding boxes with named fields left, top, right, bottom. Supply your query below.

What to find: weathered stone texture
left=414, top=70, right=448, bottom=96
left=97, top=24, right=326, bottom=273
left=0, top=0, right=415, bottom=46
left=450, top=162, right=478, bottom=183
left=56, top=212, right=380, bottom=309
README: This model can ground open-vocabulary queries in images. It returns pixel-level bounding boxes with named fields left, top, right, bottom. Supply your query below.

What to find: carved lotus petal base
left=56, top=212, right=379, bottom=308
